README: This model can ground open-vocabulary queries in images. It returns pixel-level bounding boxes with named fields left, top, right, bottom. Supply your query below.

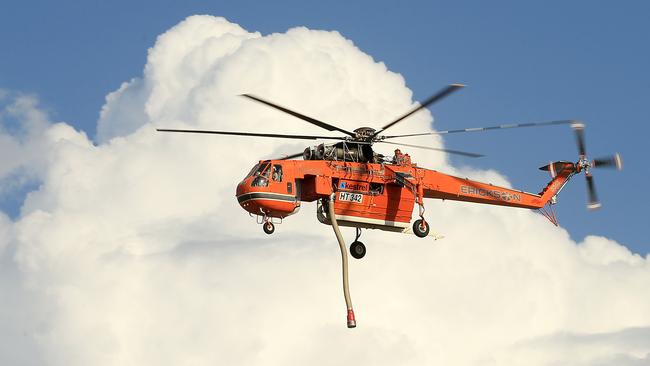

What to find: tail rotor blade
left=593, top=153, right=623, bottom=170
left=548, top=161, right=557, bottom=178
left=571, top=122, right=587, bottom=156
left=585, top=174, right=601, bottom=210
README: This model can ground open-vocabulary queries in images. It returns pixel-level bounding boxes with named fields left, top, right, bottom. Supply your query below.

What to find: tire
left=263, top=222, right=275, bottom=235
left=350, top=241, right=366, bottom=259
left=413, top=219, right=429, bottom=238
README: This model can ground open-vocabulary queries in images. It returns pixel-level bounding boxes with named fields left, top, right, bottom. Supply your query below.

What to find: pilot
left=272, top=165, right=283, bottom=181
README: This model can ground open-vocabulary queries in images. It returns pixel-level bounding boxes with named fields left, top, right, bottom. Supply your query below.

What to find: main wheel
left=263, top=222, right=275, bottom=235
left=350, top=241, right=366, bottom=259
left=413, top=219, right=430, bottom=238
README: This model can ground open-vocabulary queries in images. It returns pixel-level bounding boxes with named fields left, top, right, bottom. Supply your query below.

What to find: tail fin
left=537, top=161, right=577, bottom=201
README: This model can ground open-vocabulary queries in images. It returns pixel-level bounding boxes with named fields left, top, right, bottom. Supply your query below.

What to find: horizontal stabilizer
left=539, top=161, right=575, bottom=177
left=539, top=161, right=574, bottom=172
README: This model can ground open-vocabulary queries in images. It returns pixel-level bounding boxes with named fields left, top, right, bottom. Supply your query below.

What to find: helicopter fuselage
left=235, top=153, right=576, bottom=232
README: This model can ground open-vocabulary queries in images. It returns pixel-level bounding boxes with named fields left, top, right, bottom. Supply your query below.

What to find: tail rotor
left=570, top=122, right=622, bottom=210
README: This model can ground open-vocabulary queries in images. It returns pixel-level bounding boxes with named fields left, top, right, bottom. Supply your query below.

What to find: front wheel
left=350, top=241, right=366, bottom=259
left=263, top=222, right=275, bottom=235
left=413, top=219, right=429, bottom=238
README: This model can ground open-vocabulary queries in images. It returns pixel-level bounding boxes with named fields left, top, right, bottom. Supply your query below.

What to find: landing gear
left=413, top=191, right=429, bottom=238
left=350, top=241, right=366, bottom=259
left=263, top=221, right=275, bottom=235
left=254, top=210, right=280, bottom=234
left=412, top=219, right=430, bottom=238
left=349, top=228, right=366, bottom=259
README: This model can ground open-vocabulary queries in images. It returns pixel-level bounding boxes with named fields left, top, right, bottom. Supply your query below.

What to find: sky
left=1, top=0, right=648, bottom=253
left=1, top=1, right=650, bottom=365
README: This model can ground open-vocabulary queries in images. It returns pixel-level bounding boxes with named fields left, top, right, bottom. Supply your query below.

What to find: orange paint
left=236, top=157, right=575, bottom=230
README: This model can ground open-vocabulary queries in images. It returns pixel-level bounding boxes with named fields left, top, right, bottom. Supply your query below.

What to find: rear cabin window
left=369, top=183, right=384, bottom=195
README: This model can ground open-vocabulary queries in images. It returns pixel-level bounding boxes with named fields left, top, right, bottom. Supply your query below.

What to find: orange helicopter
left=158, top=84, right=622, bottom=328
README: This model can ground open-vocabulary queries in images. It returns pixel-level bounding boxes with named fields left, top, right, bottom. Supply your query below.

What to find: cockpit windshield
left=245, top=163, right=261, bottom=178
left=246, top=162, right=271, bottom=178
left=251, top=161, right=271, bottom=187
left=255, top=162, right=271, bottom=177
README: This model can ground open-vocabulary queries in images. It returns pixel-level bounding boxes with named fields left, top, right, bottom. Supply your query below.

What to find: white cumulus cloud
left=1, top=15, right=649, bottom=366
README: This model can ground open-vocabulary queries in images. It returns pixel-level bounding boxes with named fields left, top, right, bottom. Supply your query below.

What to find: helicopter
left=158, top=84, right=622, bottom=328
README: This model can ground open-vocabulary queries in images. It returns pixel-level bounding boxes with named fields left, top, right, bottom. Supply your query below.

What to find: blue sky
left=1, top=0, right=648, bottom=253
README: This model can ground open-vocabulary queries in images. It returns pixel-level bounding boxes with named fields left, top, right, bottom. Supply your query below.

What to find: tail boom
left=420, top=162, right=576, bottom=209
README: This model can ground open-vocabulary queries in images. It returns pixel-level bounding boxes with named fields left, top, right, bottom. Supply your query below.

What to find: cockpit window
left=252, top=176, right=269, bottom=187
left=251, top=162, right=271, bottom=187
left=245, top=163, right=260, bottom=178
left=255, top=162, right=271, bottom=178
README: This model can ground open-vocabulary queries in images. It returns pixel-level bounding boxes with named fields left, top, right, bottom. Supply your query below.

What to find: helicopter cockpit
left=236, top=160, right=298, bottom=221
left=245, top=161, right=284, bottom=187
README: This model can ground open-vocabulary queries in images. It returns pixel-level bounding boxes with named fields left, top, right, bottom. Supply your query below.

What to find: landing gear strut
left=350, top=228, right=366, bottom=259
left=413, top=183, right=429, bottom=238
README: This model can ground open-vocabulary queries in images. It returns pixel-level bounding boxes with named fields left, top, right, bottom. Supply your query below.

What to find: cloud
left=502, top=327, right=650, bottom=365
left=0, top=93, right=49, bottom=181
left=1, top=15, right=649, bottom=366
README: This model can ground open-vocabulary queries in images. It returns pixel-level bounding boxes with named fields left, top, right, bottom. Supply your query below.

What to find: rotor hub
left=353, top=127, right=377, bottom=141
left=577, top=156, right=592, bottom=174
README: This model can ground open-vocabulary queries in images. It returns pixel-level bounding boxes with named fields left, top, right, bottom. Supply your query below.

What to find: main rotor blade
left=240, top=94, right=356, bottom=137
left=571, top=122, right=587, bottom=156
left=156, top=128, right=346, bottom=141
left=593, top=153, right=623, bottom=170
left=585, top=174, right=601, bottom=210
left=379, top=140, right=483, bottom=158
left=383, top=119, right=574, bottom=139
left=279, top=151, right=305, bottom=160
left=373, top=84, right=465, bottom=137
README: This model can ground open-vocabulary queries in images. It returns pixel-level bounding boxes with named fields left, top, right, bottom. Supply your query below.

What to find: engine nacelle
left=303, top=142, right=374, bottom=162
